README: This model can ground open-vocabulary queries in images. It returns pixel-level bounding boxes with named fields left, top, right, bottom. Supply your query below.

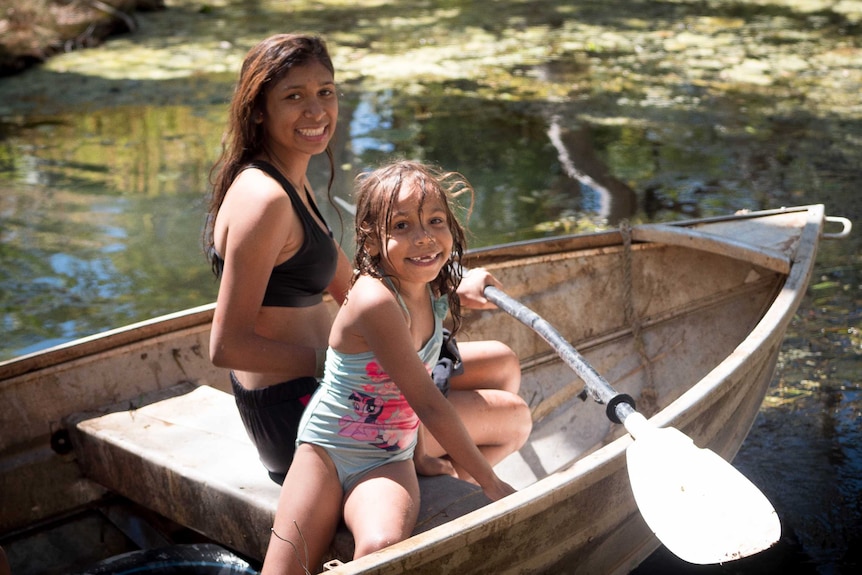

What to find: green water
left=0, top=1, right=859, bottom=572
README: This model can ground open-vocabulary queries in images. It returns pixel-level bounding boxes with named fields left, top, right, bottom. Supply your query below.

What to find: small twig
left=271, top=521, right=313, bottom=575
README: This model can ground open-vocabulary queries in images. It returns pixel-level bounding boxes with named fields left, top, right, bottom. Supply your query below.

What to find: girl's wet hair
left=353, top=160, right=473, bottom=335
left=204, top=34, right=337, bottom=274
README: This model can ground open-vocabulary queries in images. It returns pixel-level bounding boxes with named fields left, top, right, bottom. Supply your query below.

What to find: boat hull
left=0, top=205, right=826, bottom=574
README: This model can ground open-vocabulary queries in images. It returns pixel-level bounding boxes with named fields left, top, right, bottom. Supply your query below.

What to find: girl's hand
left=456, top=267, right=502, bottom=310
left=481, top=476, right=517, bottom=502
left=413, top=453, right=457, bottom=478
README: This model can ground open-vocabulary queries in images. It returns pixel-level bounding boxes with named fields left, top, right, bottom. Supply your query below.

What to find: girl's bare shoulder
left=220, top=168, right=299, bottom=237
left=348, top=275, right=395, bottom=309
left=345, top=276, right=412, bottom=328
left=332, top=275, right=405, bottom=350
left=227, top=167, right=291, bottom=206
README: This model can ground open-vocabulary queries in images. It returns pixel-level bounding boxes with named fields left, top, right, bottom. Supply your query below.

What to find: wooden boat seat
left=65, top=383, right=491, bottom=565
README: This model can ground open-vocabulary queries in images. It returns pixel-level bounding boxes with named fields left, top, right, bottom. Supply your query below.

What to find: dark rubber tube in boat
left=71, top=543, right=258, bottom=575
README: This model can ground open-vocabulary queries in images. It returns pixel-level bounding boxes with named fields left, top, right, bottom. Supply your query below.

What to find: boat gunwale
left=463, top=204, right=817, bottom=263
left=0, top=304, right=216, bottom=381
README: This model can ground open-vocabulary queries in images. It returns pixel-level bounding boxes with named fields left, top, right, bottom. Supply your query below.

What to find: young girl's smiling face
left=379, top=177, right=454, bottom=287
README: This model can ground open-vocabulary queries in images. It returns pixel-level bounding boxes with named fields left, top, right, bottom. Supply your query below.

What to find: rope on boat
left=619, top=221, right=658, bottom=416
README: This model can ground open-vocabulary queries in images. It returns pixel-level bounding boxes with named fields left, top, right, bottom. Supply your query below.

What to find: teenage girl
left=205, top=34, right=531, bottom=485
left=261, top=160, right=517, bottom=575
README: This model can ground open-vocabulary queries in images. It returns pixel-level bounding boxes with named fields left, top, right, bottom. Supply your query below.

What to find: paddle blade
left=625, top=420, right=781, bottom=564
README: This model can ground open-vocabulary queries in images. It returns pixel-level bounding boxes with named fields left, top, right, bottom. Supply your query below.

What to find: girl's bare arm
left=343, top=279, right=514, bottom=500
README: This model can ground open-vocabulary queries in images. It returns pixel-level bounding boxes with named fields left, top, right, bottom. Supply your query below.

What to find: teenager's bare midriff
left=234, top=302, right=334, bottom=389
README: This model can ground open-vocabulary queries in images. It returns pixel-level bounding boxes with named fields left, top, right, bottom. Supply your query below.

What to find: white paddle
left=484, top=285, right=781, bottom=565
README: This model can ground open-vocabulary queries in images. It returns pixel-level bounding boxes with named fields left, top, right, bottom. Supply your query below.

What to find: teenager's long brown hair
left=353, top=160, right=473, bottom=335
left=203, top=34, right=337, bottom=274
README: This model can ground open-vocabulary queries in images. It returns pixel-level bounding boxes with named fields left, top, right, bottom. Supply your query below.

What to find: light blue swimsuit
left=296, top=284, right=449, bottom=493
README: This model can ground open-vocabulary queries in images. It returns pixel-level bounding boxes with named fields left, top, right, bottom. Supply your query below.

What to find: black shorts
left=431, top=328, right=464, bottom=396
left=231, top=372, right=319, bottom=485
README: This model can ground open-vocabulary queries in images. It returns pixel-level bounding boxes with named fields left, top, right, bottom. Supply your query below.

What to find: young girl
left=261, top=160, right=517, bottom=575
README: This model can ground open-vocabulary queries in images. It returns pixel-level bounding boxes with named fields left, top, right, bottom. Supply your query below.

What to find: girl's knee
left=511, top=396, right=532, bottom=448
left=491, top=342, right=522, bottom=393
left=353, top=529, right=408, bottom=559
left=484, top=390, right=532, bottom=451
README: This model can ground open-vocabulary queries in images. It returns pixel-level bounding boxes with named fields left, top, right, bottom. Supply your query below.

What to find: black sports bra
left=214, top=160, right=338, bottom=307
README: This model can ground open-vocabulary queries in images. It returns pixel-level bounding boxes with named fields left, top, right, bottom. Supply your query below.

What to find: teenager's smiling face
left=379, top=178, right=454, bottom=287
left=261, top=60, right=337, bottom=158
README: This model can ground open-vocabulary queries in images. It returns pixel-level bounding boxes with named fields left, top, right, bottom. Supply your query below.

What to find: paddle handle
left=484, top=286, right=636, bottom=425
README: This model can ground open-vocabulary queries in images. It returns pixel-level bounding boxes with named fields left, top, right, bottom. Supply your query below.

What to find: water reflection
left=547, top=118, right=638, bottom=224
left=1, top=104, right=225, bottom=356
